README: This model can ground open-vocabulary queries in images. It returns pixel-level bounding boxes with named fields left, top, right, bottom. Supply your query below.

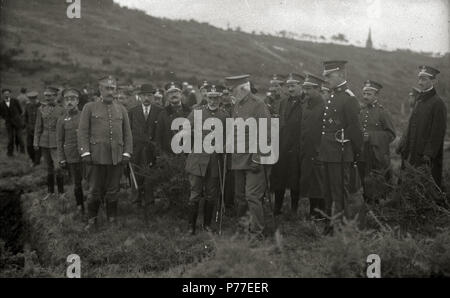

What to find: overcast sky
left=114, top=0, right=449, bottom=54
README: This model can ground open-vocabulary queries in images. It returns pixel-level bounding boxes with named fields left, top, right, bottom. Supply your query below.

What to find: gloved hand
left=121, top=154, right=131, bottom=165
left=59, top=160, right=67, bottom=170
left=81, top=155, right=92, bottom=165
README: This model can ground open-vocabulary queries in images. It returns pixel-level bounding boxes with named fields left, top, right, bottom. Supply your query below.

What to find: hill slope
left=0, top=0, right=449, bottom=130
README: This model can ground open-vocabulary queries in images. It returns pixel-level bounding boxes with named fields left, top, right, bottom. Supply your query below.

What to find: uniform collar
left=366, top=99, right=378, bottom=108
left=418, top=87, right=436, bottom=102
left=333, top=81, right=347, bottom=92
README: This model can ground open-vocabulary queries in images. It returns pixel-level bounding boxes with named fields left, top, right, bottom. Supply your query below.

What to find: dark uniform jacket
left=185, top=105, right=229, bottom=177
left=359, top=101, right=396, bottom=169
left=155, top=103, right=191, bottom=154
left=271, top=95, right=303, bottom=191
left=318, top=83, right=363, bottom=163
left=129, top=104, right=162, bottom=167
left=401, top=87, right=447, bottom=187
left=0, top=98, right=23, bottom=128
left=230, top=94, right=271, bottom=170
left=56, top=109, right=82, bottom=164
left=33, top=104, right=65, bottom=148
left=299, top=94, right=325, bottom=198
left=24, top=102, right=40, bottom=134
left=78, top=101, right=133, bottom=165
left=264, top=94, right=283, bottom=118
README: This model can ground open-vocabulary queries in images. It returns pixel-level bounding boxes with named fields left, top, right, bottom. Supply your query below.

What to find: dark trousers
left=322, top=162, right=351, bottom=220
left=224, top=170, right=235, bottom=208
left=68, top=163, right=84, bottom=208
left=274, top=189, right=300, bottom=215
left=41, top=147, right=64, bottom=194
left=87, top=164, right=123, bottom=220
left=26, top=132, right=41, bottom=165
left=6, top=124, right=24, bottom=155
left=133, top=165, right=154, bottom=206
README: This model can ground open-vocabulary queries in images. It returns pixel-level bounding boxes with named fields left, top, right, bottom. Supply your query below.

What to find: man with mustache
left=155, top=81, right=191, bottom=155
left=56, top=88, right=85, bottom=216
left=400, top=66, right=447, bottom=189
left=185, top=85, right=229, bottom=234
left=78, top=76, right=133, bottom=230
left=271, top=73, right=305, bottom=217
left=33, top=86, right=66, bottom=201
left=128, top=84, right=162, bottom=222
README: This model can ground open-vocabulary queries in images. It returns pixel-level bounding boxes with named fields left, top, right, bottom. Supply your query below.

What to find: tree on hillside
left=331, top=33, right=348, bottom=43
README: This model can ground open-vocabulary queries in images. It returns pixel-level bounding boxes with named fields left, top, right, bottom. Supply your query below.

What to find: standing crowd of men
left=0, top=61, right=447, bottom=239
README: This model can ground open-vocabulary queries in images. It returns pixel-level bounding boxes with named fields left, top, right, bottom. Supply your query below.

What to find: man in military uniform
left=271, top=73, right=305, bottom=216
left=128, top=84, right=163, bottom=221
left=319, top=61, right=363, bottom=229
left=24, top=91, right=41, bottom=166
left=299, top=74, right=326, bottom=220
left=399, top=66, right=447, bottom=189
left=56, top=88, right=85, bottom=215
left=156, top=82, right=192, bottom=154
left=358, top=80, right=396, bottom=199
left=321, top=82, right=331, bottom=102
left=196, top=80, right=210, bottom=107
left=152, top=88, right=165, bottom=107
left=225, top=74, right=271, bottom=239
left=34, top=86, right=66, bottom=200
left=264, top=74, right=285, bottom=117
left=185, top=85, right=229, bottom=234
left=78, top=76, right=133, bottom=230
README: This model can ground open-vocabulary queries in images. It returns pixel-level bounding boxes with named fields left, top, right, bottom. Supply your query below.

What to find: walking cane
left=216, top=154, right=227, bottom=235
left=336, top=128, right=349, bottom=219
left=128, top=162, right=139, bottom=191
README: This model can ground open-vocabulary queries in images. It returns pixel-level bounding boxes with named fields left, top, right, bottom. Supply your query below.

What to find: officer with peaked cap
left=400, top=66, right=447, bottom=189
left=155, top=81, right=191, bottom=154
left=185, top=84, right=229, bottom=234
left=225, top=74, right=271, bottom=239
left=271, top=72, right=304, bottom=216
left=56, top=88, right=85, bottom=215
left=264, top=74, right=285, bottom=117
left=197, top=80, right=210, bottom=107
left=24, top=91, right=41, bottom=166
left=319, top=61, right=363, bottom=232
left=358, top=80, right=396, bottom=201
left=299, top=73, right=327, bottom=219
left=33, top=86, right=66, bottom=201
left=78, top=75, right=133, bottom=230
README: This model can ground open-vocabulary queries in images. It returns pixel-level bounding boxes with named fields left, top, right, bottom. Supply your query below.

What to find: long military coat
left=270, top=95, right=303, bottom=191
left=402, top=87, right=447, bottom=187
left=78, top=101, right=133, bottom=165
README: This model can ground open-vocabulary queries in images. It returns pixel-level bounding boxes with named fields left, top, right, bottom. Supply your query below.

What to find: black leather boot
left=203, top=201, right=214, bottom=232
left=274, top=190, right=284, bottom=216
left=188, top=202, right=199, bottom=235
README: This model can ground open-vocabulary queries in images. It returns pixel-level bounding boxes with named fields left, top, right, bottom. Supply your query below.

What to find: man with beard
left=128, top=84, right=162, bottom=222
left=56, top=88, right=85, bottom=216
left=399, top=66, right=447, bottom=189
left=156, top=82, right=192, bottom=155
left=319, top=61, right=363, bottom=233
left=225, top=74, right=271, bottom=240
left=358, top=80, right=396, bottom=200
left=0, top=88, right=25, bottom=156
left=78, top=76, right=133, bottom=230
left=24, top=91, right=41, bottom=166
left=34, top=86, right=66, bottom=200
left=299, top=74, right=327, bottom=220
left=185, top=85, right=229, bottom=234
left=271, top=73, right=305, bottom=217
left=264, top=74, right=285, bottom=117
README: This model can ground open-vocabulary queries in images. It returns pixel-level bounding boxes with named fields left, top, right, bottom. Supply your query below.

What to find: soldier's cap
left=98, top=75, right=118, bottom=88
left=187, top=84, right=193, bottom=89
left=286, top=73, right=306, bottom=85
left=1, top=88, right=12, bottom=94
left=270, top=74, right=284, bottom=85
left=321, top=81, right=331, bottom=92
left=26, top=91, right=38, bottom=98
left=44, top=86, right=59, bottom=94
left=206, top=85, right=225, bottom=97
left=164, top=81, right=182, bottom=93
left=62, top=88, right=81, bottom=98
left=182, top=82, right=189, bottom=86
left=153, top=88, right=164, bottom=97
left=418, top=65, right=440, bottom=78
left=362, top=80, right=383, bottom=92
left=409, top=87, right=421, bottom=96
left=322, top=60, right=348, bottom=76
left=303, top=72, right=326, bottom=87
left=198, top=80, right=210, bottom=90
left=224, top=74, right=250, bottom=89
left=138, top=84, right=154, bottom=94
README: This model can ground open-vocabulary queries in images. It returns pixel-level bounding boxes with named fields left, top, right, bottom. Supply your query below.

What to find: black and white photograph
left=0, top=0, right=449, bottom=282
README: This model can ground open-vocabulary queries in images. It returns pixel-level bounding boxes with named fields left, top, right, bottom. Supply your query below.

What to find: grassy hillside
left=0, top=0, right=449, bottom=133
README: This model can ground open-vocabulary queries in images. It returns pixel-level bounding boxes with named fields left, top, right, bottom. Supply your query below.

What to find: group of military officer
left=0, top=60, right=446, bottom=238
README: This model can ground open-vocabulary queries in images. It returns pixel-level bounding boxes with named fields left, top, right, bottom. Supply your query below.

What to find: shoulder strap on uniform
left=345, top=89, right=355, bottom=97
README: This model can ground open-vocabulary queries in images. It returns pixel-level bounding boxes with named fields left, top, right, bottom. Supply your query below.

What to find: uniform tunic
left=56, top=110, right=82, bottom=164
left=33, top=104, right=65, bottom=148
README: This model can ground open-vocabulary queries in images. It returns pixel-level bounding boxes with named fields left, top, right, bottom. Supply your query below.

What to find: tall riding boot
left=47, top=174, right=55, bottom=194
left=75, top=187, right=85, bottom=215
left=188, top=201, right=199, bottom=235
left=203, top=201, right=214, bottom=232
left=56, top=174, right=64, bottom=195
left=274, top=190, right=284, bottom=215
left=291, top=190, right=300, bottom=214
left=106, top=200, right=118, bottom=224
